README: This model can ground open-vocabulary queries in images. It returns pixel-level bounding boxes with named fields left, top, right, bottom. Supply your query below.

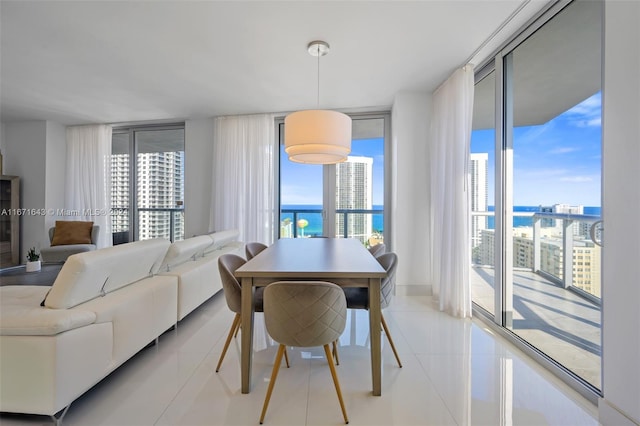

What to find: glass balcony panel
left=279, top=208, right=384, bottom=244
left=334, top=210, right=384, bottom=246
left=279, top=209, right=323, bottom=238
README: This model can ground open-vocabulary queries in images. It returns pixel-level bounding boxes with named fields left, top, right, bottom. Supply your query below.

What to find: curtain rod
left=463, top=0, right=532, bottom=67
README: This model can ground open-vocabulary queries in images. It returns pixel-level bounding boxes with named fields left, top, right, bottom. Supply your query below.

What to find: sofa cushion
left=44, top=239, right=171, bottom=309
left=160, top=256, right=220, bottom=320
left=51, top=221, right=94, bottom=246
left=159, top=235, right=213, bottom=271
left=0, top=286, right=96, bottom=336
left=205, top=229, right=240, bottom=254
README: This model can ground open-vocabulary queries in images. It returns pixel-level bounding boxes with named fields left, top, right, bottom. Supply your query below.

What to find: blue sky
left=471, top=92, right=602, bottom=207
left=280, top=137, right=385, bottom=205
left=280, top=91, right=602, bottom=208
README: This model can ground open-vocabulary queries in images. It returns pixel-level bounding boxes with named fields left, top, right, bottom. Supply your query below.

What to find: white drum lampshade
left=284, top=110, right=352, bottom=164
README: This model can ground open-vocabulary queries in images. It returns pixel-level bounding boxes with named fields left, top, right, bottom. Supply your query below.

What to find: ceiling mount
left=307, top=40, right=330, bottom=57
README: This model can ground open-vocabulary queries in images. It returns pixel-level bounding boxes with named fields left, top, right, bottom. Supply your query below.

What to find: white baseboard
left=599, top=398, right=640, bottom=426
left=396, top=284, right=432, bottom=296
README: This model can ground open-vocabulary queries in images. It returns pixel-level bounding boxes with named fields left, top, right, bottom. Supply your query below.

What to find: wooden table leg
left=241, top=277, right=255, bottom=394
left=369, top=277, right=382, bottom=396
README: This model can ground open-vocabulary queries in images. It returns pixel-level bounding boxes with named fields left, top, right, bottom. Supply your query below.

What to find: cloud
left=564, top=92, right=602, bottom=127
left=559, top=176, right=594, bottom=183
left=549, top=147, right=579, bottom=154
left=520, top=168, right=569, bottom=178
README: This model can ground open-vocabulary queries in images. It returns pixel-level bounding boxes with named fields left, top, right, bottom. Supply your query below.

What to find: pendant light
left=284, top=41, right=352, bottom=164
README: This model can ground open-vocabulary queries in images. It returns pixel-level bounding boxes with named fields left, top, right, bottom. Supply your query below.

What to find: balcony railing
left=111, top=207, right=185, bottom=243
left=472, top=210, right=602, bottom=302
left=280, top=208, right=384, bottom=244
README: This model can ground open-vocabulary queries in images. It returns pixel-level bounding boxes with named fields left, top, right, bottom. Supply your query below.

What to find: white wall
left=185, top=118, right=214, bottom=237
left=599, top=1, right=640, bottom=425
left=391, top=91, right=431, bottom=295
left=3, top=121, right=49, bottom=258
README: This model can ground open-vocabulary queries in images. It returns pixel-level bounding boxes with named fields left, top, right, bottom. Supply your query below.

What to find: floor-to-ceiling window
left=279, top=113, right=389, bottom=247
left=111, top=124, right=185, bottom=244
left=471, top=70, right=496, bottom=315
left=471, top=0, right=602, bottom=395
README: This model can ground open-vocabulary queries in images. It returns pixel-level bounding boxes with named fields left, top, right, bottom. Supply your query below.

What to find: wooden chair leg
left=381, top=314, right=402, bottom=368
left=216, top=313, right=241, bottom=372
left=283, top=347, right=290, bottom=368
left=332, top=340, right=340, bottom=365
left=260, top=344, right=286, bottom=424
left=234, top=321, right=241, bottom=338
left=323, top=344, right=349, bottom=424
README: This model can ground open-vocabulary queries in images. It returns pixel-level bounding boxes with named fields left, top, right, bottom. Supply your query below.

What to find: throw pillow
left=51, top=221, right=94, bottom=246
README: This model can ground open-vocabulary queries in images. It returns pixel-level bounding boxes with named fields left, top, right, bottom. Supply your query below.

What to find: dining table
left=234, top=237, right=387, bottom=396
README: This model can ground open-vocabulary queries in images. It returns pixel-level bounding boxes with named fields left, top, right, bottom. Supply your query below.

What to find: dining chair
left=368, top=243, right=386, bottom=258
left=215, top=254, right=289, bottom=372
left=343, top=252, right=402, bottom=367
left=260, top=281, right=349, bottom=425
left=245, top=242, right=268, bottom=260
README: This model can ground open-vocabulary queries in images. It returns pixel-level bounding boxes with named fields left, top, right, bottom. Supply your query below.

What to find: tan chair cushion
left=51, top=221, right=94, bottom=246
left=264, top=281, right=346, bottom=348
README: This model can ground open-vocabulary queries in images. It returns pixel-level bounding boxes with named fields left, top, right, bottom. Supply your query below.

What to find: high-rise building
left=470, top=153, right=489, bottom=252
left=539, top=203, right=584, bottom=236
left=479, top=226, right=601, bottom=297
left=111, top=153, right=130, bottom=234
left=335, top=156, right=373, bottom=243
left=110, top=150, right=184, bottom=242
left=137, top=151, right=184, bottom=241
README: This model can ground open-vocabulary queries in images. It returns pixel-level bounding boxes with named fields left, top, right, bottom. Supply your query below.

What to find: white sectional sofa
left=0, top=229, right=244, bottom=424
left=159, top=229, right=244, bottom=321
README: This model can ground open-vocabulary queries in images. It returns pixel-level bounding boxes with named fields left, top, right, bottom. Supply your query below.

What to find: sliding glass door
left=471, top=70, right=496, bottom=315
left=111, top=125, right=185, bottom=244
left=471, top=0, right=603, bottom=392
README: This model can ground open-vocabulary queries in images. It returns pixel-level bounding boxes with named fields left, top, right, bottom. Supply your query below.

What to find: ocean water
left=280, top=205, right=602, bottom=236
left=486, top=206, right=601, bottom=229
left=281, top=205, right=383, bottom=236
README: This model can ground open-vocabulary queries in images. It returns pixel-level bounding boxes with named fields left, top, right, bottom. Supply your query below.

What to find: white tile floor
left=1, top=294, right=600, bottom=426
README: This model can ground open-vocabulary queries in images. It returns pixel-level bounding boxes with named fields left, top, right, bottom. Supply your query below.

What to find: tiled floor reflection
left=0, top=294, right=599, bottom=425
left=471, top=266, right=601, bottom=388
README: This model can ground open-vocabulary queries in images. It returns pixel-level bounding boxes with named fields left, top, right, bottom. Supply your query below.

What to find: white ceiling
left=1, top=0, right=547, bottom=126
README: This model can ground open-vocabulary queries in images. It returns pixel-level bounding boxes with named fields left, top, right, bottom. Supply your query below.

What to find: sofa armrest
left=0, top=286, right=96, bottom=336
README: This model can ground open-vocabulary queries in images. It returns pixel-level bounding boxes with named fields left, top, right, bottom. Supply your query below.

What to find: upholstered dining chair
left=215, top=254, right=289, bottom=372
left=260, top=281, right=349, bottom=425
left=245, top=242, right=268, bottom=260
left=368, top=243, right=386, bottom=258
left=343, top=252, right=402, bottom=367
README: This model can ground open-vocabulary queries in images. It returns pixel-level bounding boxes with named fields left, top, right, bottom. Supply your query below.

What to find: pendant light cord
left=316, top=44, right=320, bottom=107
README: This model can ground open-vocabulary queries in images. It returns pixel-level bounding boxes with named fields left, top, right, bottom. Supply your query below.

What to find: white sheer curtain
left=428, top=65, right=475, bottom=318
left=65, top=124, right=112, bottom=248
left=210, top=114, right=276, bottom=244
